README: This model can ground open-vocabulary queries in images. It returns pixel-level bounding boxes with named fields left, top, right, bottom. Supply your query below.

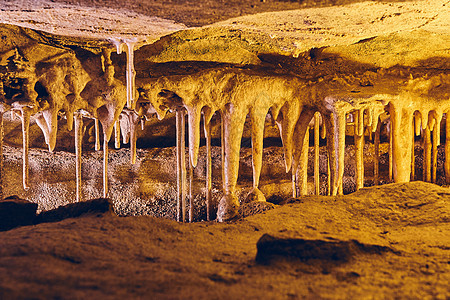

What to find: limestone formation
left=0, top=0, right=448, bottom=221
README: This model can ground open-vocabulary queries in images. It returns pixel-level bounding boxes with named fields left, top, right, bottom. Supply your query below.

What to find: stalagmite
left=74, top=112, right=83, bottom=202
left=114, top=121, right=120, bottom=149
left=424, top=126, right=432, bottom=182
left=176, top=108, right=187, bottom=222
left=314, top=112, right=320, bottom=195
left=446, top=115, right=450, bottom=184
left=103, top=133, right=109, bottom=198
left=354, top=111, right=364, bottom=190
left=95, top=119, right=101, bottom=151
left=299, top=126, right=309, bottom=196
left=20, top=107, right=31, bottom=190
left=203, top=114, right=212, bottom=221
left=374, top=117, right=381, bottom=185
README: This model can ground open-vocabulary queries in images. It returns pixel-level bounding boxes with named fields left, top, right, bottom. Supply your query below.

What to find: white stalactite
left=95, top=118, right=101, bottom=151
left=125, top=40, right=137, bottom=109
left=74, top=112, right=83, bottom=202
left=176, top=108, right=187, bottom=222
left=20, top=107, right=31, bottom=190
left=103, top=133, right=109, bottom=198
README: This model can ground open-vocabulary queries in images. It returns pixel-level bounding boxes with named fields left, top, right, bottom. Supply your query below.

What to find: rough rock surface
left=36, top=198, right=115, bottom=224
left=0, top=182, right=448, bottom=299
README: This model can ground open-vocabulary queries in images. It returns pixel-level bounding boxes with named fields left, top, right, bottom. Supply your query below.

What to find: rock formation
left=0, top=0, right=448, bottom=221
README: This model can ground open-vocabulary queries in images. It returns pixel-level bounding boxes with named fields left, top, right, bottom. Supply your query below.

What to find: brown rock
left=0, top=195, right=37, bottom=231
left=36, top=198, right=115, bottom=224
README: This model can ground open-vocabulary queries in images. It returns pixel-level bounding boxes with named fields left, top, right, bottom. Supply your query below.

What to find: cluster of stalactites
left=0, top=45, right=130, bottom=200
left=139, top=69, right=450, bottom=221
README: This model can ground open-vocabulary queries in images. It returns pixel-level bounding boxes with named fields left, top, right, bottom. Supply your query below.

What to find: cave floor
left=0, top=181, right=448, bottom=299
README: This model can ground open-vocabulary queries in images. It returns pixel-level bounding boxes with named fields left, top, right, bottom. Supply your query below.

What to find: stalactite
left=299, top=126, right=309, bottom=196
left=354, top=111, right=364, bottom=190
left=277, top=102, right=302, bottom=173
left=114, top=120, right=120, bottom=149
left=432, top=124, right=438, bottom=183
left=389, top=120, right=393, bottom=181
left=20, top=107, right=31, bottom=190
left=423, top=126, right=431, bottom=182
left=103, top=133, right=109, bottom=198
left=176, top=108, right=187, bottom=222
left=333, top=111, right=346, bottom=195
left=292, top=109, right=315, bottom=197
left=321, top=114, right=326, bottom=139
left=247, top=107, right=269, bottom=202
left=203, top=113, right=212, bottom=221
left=217, top=104, right=247, bottom=221
left=374, top=117, right=381, bottom=185
left=327, top=154, right=331, bottom=196
left=189, top=159, right=194, bottom=223
left=414, top=112, right=422, bottom=136
left=125, top=40, right=137, bottom=110
left=42, top=107, right=60, bottom=153
left=411, top=118, right=415, bottom=181
left=390, top=104, right=413, bottom=183
left=95, top=118, right=101, bottom=151
left=314, top=112, right=320, bottom=195
left=292, top=172, right=297, bottom=198
left=187, top=106, right=202, bottom=168
left=126, top=110, right=140, bottom=164
left=74, top=112, right=83, bottom=202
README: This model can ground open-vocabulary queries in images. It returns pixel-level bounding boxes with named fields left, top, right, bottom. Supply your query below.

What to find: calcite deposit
left=0, top=0, right=448, bottom=222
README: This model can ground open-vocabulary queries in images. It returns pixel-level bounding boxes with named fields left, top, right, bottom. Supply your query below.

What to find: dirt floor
left=0, top=181, right=448, bottom=299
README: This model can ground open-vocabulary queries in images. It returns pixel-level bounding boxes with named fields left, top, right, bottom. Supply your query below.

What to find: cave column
left=217, top=104, right=247, bottom=221
left=389, top=103, right=413, bottom=183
